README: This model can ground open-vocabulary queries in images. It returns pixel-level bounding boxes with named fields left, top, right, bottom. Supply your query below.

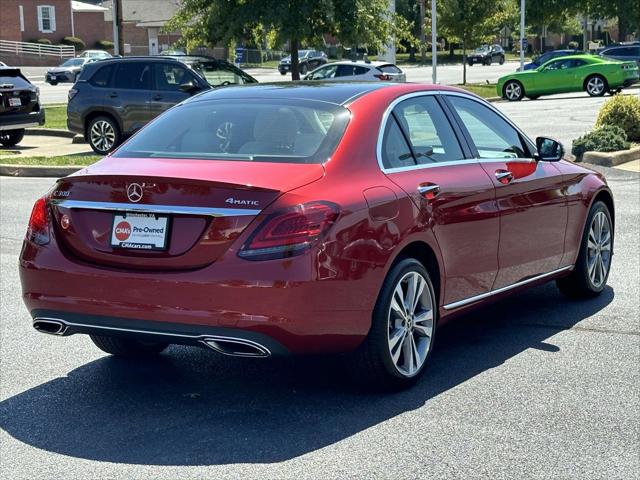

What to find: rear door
left=380, top=93, right=500, bottom=306
left=444, top=94, right=567, bottom=289
left=108, top=61, right=153, bottom=134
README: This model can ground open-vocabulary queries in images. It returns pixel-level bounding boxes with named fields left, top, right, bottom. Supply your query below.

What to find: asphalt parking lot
left=0, top=164, right=638, bottom=479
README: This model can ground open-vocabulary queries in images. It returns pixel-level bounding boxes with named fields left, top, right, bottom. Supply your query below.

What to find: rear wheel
left=90, top=334, right=169, bottom=357
left=87, top=115, right=120, bottom=154
left=0, top=128, right=25, bottom=146
left=348, top=258, right=437, bottom=390
left=499, top=55, right=505, bottom=65
left=557, top=201, right=613, bottom=298
left=585, top=75, right=607, bottom=97
left=503, top=80, right=524, bottom=101
left=485, top=57, right=492, bottom=66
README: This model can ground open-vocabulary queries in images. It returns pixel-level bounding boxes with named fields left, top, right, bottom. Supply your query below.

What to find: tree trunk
left=419, top=0, right=426, bottom=64
left=290, top=37, right=300, bottom=80
left=618, top=16, right=627, bottom=42
left=449, top=41, right=454, bottom=56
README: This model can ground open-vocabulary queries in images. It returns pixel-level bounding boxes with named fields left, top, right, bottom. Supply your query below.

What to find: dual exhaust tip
left=32, top=318, right=271, bottom=358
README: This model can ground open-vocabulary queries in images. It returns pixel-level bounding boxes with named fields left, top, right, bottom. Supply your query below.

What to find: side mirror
left=179, top=81, right=200, bottom=94
left=536, top=137, right=564, bottom=162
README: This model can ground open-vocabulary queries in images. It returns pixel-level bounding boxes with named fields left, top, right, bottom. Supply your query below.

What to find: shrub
left=31, top=38, right=52, bottom=45
left=61, top=36, right=86, bottom=51
left=595, top=94, right=640, bottom=141
left=95, top=40, right=115, bottom=51
left=572, top=125, right=630, bottom=160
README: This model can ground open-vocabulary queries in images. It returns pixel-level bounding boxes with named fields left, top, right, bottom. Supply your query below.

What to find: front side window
left=113, top=99, right=350, bottom=164
left=309, top=64, right=337, bottom=79
left=192, top=62, right=254, bottom=87
left=390, top=96, right=464, bottom=165
left=113, top=63, right=151, bottom=90
left=448, top=96, right=530, bottom=159
left=38, top=6, right=56, bottom=33
left=154, top=63, right=192, bottom=91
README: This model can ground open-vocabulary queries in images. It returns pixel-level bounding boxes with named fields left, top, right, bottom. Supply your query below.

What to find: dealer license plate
left=8, top=98, right=21, bottom=107
left=110, top=213, right=169, bottom=250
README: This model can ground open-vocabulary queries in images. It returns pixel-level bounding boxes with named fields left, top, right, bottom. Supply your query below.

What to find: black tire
left=585, top=74, right=607, bottom=97
left=0, top=128, right=25, bottom=147
left=87, top=115, right=120, bottom=154
left=503, top=80, right=524, bottom=101
left=485, top=57, right=492, bottom=66
left=557, top=201, right=613, bottom=298
left=90, top=334, right=169, bottom=357
left=499, top=55, right=505, bottom=65
left=468, top=61, right=474, bottom=67
left=348, top=258, right=438, bottom=390
left=279, top=71, right=287, bottom=76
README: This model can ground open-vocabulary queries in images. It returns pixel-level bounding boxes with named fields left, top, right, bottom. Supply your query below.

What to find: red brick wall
left=19, top=0, right=73, bottom=43
left=73, top=11, right=109, bottom=51
left=0, top=0, right=22, bottom=42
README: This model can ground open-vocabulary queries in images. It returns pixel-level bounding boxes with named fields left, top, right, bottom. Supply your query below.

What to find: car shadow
left=0, top=283, right=614, bottom=466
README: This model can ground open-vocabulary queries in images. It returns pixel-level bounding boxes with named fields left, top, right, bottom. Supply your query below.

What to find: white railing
left=0, top=40, right=75, bottom=58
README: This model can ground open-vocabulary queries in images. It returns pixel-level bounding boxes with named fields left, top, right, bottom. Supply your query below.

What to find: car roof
left=187, top=82, right=455, bottom=106
left=325, top=60, right=396, bottom=67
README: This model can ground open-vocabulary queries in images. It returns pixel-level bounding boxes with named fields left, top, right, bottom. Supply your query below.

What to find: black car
left=467, top=44, right=505, bottom=66
left=67, top=56, right=257, bottom=154
left=600, top=45, right=640, bottom=68
left=0, top=67, right=45, bottom=147
left=278, top=50, right=328, bottom=75
left=46, top=57, right=99, bottom=85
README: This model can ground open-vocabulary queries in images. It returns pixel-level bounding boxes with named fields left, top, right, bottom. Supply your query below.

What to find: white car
left=304, top=61, right=406, bottom=82
left=78, top=50, right=112, bottom=60
left=0, top=61, right=7, bottom=67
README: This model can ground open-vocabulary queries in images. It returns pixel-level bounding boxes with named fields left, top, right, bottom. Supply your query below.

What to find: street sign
left=521, top=38, right=528, bottom=50
left=235, top=47, right=244, bottom=65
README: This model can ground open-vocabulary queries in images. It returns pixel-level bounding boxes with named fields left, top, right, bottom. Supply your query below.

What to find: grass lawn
left=43, top=104, right=68, bottom=130
left=0, top=154, right=100, bottom=166
left=457, top=83, right=499, bottom=99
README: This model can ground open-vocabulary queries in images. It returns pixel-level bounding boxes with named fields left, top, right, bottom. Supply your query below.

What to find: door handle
left=108, top=92, right=118, bottom=98
left=418, top=183, right=440, bottom=198
left=152, top=94, right=162, bottom=101
left=495, top=170, right=513, bottom=184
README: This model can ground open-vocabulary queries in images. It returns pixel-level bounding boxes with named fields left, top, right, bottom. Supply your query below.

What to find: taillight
left=68, top=88, right=78, bottom=101
left=26, top=196, right=50, bottom=245
left=374, top=74, right=392, bottom=81
left=238, top=202, right=340, bottom=261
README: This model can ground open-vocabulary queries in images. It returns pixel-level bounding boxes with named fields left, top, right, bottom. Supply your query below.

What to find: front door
left=148, top=62, right=196, bottom=120
left=380, top=93, right=500, bottom=305
left=444, top=94, right=567, bottom=289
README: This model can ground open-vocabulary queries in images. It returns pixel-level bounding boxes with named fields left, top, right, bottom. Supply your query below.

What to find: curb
left=0, top=164, right=85, bottom=177
left=25, top=128, right=76, bottom=138
left=582, top=146, right=640, bottom=167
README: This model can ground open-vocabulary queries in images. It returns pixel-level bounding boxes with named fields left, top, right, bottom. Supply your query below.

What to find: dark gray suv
left=67, top=56, right=257, bottom=154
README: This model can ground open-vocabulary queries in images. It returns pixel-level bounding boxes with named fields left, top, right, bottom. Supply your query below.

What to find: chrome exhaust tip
left=33, top=318, right=68, bottom=336
left=200, top=336, right=271, bottom=358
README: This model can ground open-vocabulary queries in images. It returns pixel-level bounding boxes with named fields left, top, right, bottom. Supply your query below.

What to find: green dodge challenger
left=497, top=54, right=639, bottom=101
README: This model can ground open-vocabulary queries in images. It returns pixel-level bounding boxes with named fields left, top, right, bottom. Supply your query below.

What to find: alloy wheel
left=587, top=76, right=605, bottom=96
left=90, top=120, right=116, bottom=152
left=387, top=271, right=434, bottom=377
left=505, top=81, right=522, bottom=100
left=587, top=211, right=611, bottom=288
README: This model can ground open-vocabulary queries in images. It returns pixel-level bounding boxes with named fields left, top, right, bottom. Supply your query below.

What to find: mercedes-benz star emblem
left=126, top=183, right=144, bottom=203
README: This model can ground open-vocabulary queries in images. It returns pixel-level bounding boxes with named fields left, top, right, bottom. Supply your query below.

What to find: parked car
left=46, top=57, right=99, bottom=85
left=521, top=49, right=583, bottom=71
left=21, top=82, right=615, bottom=389
left=0, top=61, right=7, bottom=67
left=467, top=44, right=505, bottom=66
left=67, top=56, right=257, bottom=154
left=278, top=50, right=328, bottom=75
left=498, top=54, right=639, bottom=101
left=599, top=45, right=640, bottom=67
left=78, top=50, right=112, bottom=60
left=0, top=67, right=45, bottom=146
left=304, top=61, right=406, bottom=82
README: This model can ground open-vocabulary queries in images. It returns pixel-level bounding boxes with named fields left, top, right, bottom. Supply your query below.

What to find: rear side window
left=448, top=96, right=530, bottom=159
left=335, top=65, right=369, bottom=77
left=113, top=98, right=350, bottom=164
left=381, top=118, right=414, bottom=169
left=378, top=64, right=402, bottom=74
left=89, top=65, right=114, bottom=87
left=113, top=62, right=151, bottom=90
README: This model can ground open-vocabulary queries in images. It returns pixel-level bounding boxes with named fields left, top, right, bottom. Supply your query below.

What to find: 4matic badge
left=225, top=197, right=259, bottom=206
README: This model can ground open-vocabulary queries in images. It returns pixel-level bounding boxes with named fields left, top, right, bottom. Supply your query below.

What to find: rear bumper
left=19, top=235, right=375, bottom=355
left=0, top=108, right=45, bottom=131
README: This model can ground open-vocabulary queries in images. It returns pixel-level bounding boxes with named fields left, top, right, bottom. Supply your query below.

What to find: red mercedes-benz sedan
left=19, top=82, right=614, bottom=389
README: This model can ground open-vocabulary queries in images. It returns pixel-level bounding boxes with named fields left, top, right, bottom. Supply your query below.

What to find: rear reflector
left=238, top=202, right=339, bottom=261
left=26, top=196, right=50, bottom=245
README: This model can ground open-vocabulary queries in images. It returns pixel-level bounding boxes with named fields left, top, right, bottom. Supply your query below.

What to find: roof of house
left=72, top=1, right=108, bottom=12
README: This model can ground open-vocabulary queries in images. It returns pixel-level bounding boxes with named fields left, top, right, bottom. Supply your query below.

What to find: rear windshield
left=0, top=71, right=31, bottom=88
left=61, top=58, right=85, bottom=67
left=113, top=98, right=350, bottom=164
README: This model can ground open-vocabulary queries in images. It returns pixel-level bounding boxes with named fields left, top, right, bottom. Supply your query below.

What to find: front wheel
left=585, top=75, right=607, bottom=97
left=557, top=201, right=613, bottom=298
left=499, top=56, right=505, bottom=65
left=90, top=334, right=169, bottom=357
left=348, top=258, right=437, bottom=390
left=485, top=58, right=492, bottom=66
left=0, top=128, right=25, bottom=146
left=503, top=80, right=524, bottom=101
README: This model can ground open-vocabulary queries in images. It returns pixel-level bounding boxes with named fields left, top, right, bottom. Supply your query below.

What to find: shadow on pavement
left=0, top=283, right=613, bottom=465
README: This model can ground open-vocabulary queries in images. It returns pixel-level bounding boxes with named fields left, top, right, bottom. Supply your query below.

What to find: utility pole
left=419, top=0, right=426, bottom=64
left=116, top=0, right=124, bottom=56
left=431, top=0, right=437, bottom=84
left=519, top=0, right=525, bottom=71
left=112, top=0, right=119, bottom=56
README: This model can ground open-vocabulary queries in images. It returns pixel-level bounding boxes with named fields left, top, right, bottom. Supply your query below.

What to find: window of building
left=37, top=5, right=56, bottom=33
left=19, top=6, right=24, bottom=32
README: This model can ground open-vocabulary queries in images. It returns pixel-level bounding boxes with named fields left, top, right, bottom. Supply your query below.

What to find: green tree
left=582, top=0, right=640, bottom=42
left=167, top=0, right=402, bottom=80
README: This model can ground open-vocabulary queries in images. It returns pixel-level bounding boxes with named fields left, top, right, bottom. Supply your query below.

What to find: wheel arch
left=591, top=187, right=615, bottom=233
left=583, top=72, right=608, bottom=91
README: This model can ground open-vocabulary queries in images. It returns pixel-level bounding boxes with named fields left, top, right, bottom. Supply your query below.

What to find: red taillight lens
left=374, top=74, right=392, bottom=81
left=26, top=196, right=50, bottom=245
left=238, top=202, right=340, bottom=261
